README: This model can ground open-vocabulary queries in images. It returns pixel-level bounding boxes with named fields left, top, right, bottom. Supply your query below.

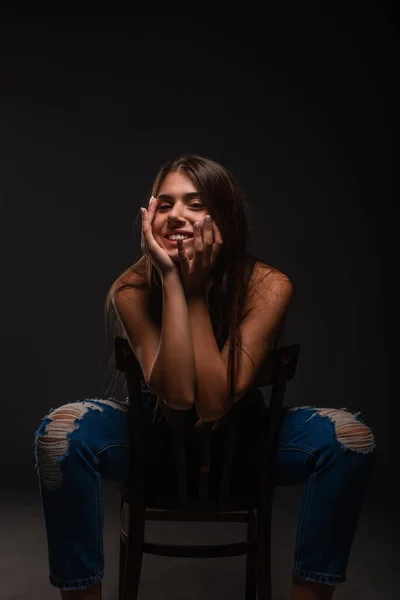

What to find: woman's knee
left=35, top=401, right=94, bottom=490
left=308, top=407, right=376, bottom=456
left=34, top=398, right=127, bottom=491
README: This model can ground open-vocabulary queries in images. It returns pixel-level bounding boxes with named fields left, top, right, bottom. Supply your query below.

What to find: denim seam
left=294, top=470, right=316, bottom=568
left=276, top=446, right=316, bottom=458
left=95, top=442, right=130, bottom=455
left=292, top=567, right=345, bottom=585
left=49, top=572, right=104, bottom=589
left=95, top=470, right=102, bottom=574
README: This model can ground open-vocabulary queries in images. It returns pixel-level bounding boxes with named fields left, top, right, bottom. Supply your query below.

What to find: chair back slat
left=253, top=344, right=300, bottom=387
left=218, top=402, right=242, bottom=508
left=115, top=337, right=300, bottom=511
left=168, top=410, right=189, bottom=510
left=259, top=348, right=295, bottom=499
left=115, top=337, right=146, bottom=498
left=198, top=422, right=213, bottom=503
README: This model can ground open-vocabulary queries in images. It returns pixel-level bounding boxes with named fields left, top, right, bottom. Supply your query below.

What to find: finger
left=210, top=220, right=223, bottom=263
left=193, top=221, right=203, bottom=268
left=140, top=207, right=149, bottom=247
left=177, top=238, right=190, bottom=271
left=202, top=215, right=214, bottom=262
left=141, top=206, right=156, bottom=246
left=148, top=196, right=157, bottom=224
left=141, top=206, right=148, bottom=231
left=141, top=199, right=156, bottom=231
left=211, top=219, right=223, bottom=243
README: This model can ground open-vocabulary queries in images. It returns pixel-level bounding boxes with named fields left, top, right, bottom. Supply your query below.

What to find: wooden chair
left=115, top=335, right=300, bottom=600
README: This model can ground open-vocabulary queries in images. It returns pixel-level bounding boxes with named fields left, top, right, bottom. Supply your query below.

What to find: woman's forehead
left=158, top=171, right=198, bottom=196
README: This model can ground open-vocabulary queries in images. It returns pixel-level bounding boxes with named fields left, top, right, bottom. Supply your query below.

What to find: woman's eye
left=158, top=203, right=204, bottom=210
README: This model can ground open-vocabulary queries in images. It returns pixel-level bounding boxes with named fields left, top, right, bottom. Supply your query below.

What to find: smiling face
left=152, top=170, right=209, bottom=264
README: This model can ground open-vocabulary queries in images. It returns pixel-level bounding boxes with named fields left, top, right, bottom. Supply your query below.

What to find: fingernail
left=205, top=215, right=211, bottom=224
left=149, top=197, right=153, bottom=206
left=194, top=222, right=200, bottom=230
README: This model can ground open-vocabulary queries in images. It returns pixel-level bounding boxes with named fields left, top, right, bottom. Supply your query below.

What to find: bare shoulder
left=252, top=260, right=293, bottom=286
left=246, top=260, right=294, bottom=311
left=110, top=257, right=148, bottom=301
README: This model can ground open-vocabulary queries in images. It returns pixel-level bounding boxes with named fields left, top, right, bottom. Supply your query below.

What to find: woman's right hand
left=141, top=196, right=180, bottom=278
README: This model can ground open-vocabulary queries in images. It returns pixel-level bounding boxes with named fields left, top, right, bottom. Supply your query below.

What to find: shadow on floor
left=0, top=481, right=396, bottom=600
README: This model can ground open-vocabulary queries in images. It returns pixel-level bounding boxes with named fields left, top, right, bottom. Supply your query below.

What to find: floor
left=0, top=482, right=396, bottom=600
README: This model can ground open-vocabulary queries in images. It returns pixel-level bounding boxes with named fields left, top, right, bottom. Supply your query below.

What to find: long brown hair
left=103, top=155, right=278, bottom=420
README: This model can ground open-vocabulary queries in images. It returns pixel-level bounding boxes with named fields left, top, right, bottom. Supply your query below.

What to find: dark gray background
left=0, top=10, right=396, bottom=507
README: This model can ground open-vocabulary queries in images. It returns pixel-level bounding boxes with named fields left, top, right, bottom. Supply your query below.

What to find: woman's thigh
left=276, top=404, right=375, bottom=484
left=234, top=402, right=375, bottom=487
left=35, top=397, right=135, bottom=487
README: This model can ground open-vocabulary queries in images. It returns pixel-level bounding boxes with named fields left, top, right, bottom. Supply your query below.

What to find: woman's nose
left=168, top=212, right=187, bottom=222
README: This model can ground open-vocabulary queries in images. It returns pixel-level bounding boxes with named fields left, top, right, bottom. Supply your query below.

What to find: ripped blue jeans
left=34, top=389, right=376, bottom=591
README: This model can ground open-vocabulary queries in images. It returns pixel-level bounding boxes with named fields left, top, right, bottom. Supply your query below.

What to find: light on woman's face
left=153, top=171, right=208, bottom=262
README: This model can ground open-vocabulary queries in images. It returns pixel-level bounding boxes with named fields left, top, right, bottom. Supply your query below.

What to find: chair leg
left=245, top=509, right=257, bottom=600
left=118, top=497, right=126, bottom=600
left=120, top=499, right=146, bottom=600
left=256, top=501, right=272, bottom=600
left=118, top=538, right=127, bottom=600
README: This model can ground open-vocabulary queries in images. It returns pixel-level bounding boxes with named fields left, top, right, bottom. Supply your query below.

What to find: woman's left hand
left=177, top=214, right=223, bottom=298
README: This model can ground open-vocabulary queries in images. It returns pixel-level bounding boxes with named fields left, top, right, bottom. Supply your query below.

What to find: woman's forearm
left=148, top=272, right=196, bottom=410
left=187, top=294, right=230, bottom=422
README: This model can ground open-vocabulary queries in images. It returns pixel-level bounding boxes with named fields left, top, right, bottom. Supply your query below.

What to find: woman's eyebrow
left=157, top=192, right=201, bottom=201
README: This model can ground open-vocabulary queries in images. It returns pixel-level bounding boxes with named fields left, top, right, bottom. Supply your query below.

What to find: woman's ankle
left=291, top=576, right=336, bottom=600
left=60, top=582, right=102, bottom=600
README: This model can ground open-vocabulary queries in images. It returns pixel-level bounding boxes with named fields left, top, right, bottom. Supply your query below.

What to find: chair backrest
left=115, top=336, right=300, bottom=512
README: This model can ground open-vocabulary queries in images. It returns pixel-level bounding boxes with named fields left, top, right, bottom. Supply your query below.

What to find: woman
left=34, top=155, right=376, bottom=600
